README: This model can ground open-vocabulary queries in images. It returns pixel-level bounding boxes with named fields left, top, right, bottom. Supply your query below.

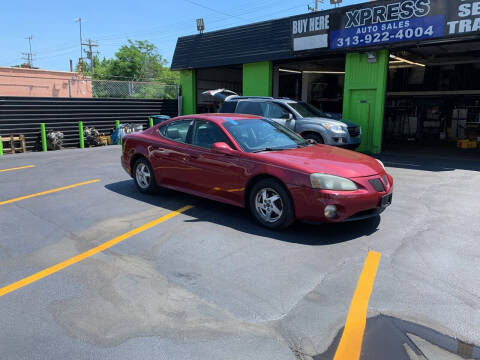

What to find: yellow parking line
left=0, top=179, right=100, bottom=206
left=0, top=205, right=193, bottom=297
left=334, top=251, right=382, bottom=360
left=0, top=165, right=35, bottom=173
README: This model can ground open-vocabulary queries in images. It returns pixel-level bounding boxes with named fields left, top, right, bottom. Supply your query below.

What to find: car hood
left=255, top=145, right=383, bottom=178
left=300, top=117, right=359, bottom=128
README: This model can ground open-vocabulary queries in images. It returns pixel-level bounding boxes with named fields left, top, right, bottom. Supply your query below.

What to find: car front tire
left=249, top=179, right=295, bottom=229
left=302, top=133, right=324, bottom=144
left=133, top=157, right=158, bottom=194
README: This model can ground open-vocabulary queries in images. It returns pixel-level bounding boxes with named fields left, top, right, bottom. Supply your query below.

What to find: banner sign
left=292, top=13, right=330, bottom=51
left=291, top=0, right=480, bottom=52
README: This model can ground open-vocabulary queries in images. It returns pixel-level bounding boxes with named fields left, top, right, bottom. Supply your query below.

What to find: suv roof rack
left=229, top=96, right=274, bottom=101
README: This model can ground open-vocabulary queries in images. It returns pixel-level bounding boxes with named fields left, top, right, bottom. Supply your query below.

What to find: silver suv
left=204, top=89, right=361, bottom=149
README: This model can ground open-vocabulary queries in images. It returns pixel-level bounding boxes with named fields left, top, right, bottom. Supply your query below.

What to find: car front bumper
left=324, top=134, right=361, bottom=148
left=289, top=173, right=393, bottom=223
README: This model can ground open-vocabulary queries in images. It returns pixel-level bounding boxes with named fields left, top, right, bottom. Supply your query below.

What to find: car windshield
left=288, top=101, right=328, bottom=118
left=223, top=118, right=309, bottom=153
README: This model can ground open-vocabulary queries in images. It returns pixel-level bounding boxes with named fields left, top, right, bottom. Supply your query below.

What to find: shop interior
left=273, top=56, right=346, bottom=114
left=386, top=40, right=480, bottom=155
left=195, top=65, right=242, bottom=113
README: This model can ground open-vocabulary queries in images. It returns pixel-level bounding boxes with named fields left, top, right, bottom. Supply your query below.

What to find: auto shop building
left=172, top=0, right=480, bottom=154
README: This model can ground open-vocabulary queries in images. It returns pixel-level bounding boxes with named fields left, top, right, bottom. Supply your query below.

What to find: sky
left=0, top=0, right=367, bottom=71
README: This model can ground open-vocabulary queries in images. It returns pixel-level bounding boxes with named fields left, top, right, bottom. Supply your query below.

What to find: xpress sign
left=330, top=0, right=443, bottom=50
left=292, top=0, right=480, bottom=52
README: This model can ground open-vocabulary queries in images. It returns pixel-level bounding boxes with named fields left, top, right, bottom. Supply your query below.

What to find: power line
left=181, top=0, right=249, bottom=21
left=3, top=0, right=307, bottom=68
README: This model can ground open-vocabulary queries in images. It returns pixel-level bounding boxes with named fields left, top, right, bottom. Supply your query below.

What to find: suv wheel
left=249, top=179, right=295, bottom=229
left=302, top=133, right=324, bottom=144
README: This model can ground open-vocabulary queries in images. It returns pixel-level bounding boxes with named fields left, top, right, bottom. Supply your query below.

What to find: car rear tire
left=133, top=157, right=158, bottom=194
left=249, top=179, right=295, bottom=229
left=302, top=133, right=324, bottom=144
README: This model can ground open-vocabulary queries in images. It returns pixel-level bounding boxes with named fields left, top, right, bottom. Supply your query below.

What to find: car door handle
left=189, top=154, right=199, bottom=159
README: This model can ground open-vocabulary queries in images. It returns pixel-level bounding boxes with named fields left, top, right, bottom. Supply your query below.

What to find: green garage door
left=343, top=50, right=389, bottom=154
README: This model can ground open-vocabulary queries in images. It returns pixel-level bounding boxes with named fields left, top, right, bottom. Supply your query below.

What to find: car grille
left=348, top=126, right=361, bottom=137
left=369, top=178, right=385, bottom=192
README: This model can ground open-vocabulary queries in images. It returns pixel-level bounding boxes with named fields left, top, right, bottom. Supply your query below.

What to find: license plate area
left=380, top=193, right=393, bottom=208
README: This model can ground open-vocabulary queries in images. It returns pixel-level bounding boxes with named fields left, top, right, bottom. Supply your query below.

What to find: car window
left=219, top=101, right=238, bottom=113
left=191, top=120, right=234, bottom=149
left=266, top=103, right=291, bottom=119
left=288, top=101, right=328, bottom=118
left=235, top=101, right=267, bottom=116
left=223, top=118, right=308, bottom=153
left=158, top=120, right=192, bottom=143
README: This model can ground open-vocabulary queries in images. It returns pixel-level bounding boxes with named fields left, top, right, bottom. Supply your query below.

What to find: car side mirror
left=211, top=142, right=235, bottom=155
left=288, top=113, right=294, bottom=120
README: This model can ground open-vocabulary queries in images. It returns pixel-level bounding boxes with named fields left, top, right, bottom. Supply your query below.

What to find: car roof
left=170, top=113, right=263, bottom=125
left=227, top=97, right=296, bottom=104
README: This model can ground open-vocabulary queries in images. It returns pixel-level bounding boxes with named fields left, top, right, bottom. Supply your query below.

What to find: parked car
left=149, top=114, right=171, bottom=126
left=121, top=114, right=393, bottom=229
left=203, top=89, right=361, bottom=149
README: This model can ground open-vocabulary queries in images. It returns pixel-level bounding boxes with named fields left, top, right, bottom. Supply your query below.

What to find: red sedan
left=121, top=114, right=393, bottom=229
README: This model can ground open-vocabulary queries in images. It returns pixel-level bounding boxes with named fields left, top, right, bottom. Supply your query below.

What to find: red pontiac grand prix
left=121, top=114, right=393, bottom=229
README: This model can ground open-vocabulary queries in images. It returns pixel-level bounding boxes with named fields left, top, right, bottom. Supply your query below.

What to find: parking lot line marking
left=0, top=165, right=35, bottom=173
left=0, top=205, right=193, bottom=298
left=334, top=251, right=381, bottom=360
left=0, top=179, right=100, bottom=206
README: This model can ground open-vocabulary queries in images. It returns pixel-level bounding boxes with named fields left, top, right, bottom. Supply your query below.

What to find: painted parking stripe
left=0, top=165, right=35, bottom=173
left=0, top=179, right=100, bottom=206
left=334, top=251, right=382, bottom=360
left=0, top=205, right=193, bottom=298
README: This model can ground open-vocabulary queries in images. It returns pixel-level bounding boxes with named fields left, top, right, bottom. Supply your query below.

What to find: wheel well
left=301, top=131, right=323, bottom=142
left=130, top=154, right=147, bottom=176
left=244, top=174, right=293, bottom=209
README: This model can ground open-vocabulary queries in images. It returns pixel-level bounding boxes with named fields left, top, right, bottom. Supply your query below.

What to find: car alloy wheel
left=255, top=188, right=283, bottom=223
left=249, top=178, right=295, bottom=229
left=136, top=163, right=151, bottom=189
left=133, top=158, right=158, bottom=194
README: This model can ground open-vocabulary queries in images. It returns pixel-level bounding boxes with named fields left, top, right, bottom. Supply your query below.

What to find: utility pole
left=22, top=35, right=35, bottom=67
left=75, top=17, right=83, bottom=70
left=81, top=39, right=99, bottom=71
left=308, top=0, right=322, bottom=12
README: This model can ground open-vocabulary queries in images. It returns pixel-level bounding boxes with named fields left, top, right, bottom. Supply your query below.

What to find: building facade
left=0, top=67, right=92, bottom=98
left=172, top=0, right=480, bottom=154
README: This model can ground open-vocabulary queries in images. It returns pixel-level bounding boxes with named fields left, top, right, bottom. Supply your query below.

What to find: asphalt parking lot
left=1, top=146, right=480, bottom=360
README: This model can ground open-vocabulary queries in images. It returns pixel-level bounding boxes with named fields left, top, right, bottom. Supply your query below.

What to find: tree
left=80, top=40, right=178, bottom=84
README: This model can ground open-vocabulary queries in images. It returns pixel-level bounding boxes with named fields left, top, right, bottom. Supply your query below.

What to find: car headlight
left=376, top=159, right=385, bottom=170
left=310, top=173, right=358, bottom=191
left=323, top=124, right=347, bottom=134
